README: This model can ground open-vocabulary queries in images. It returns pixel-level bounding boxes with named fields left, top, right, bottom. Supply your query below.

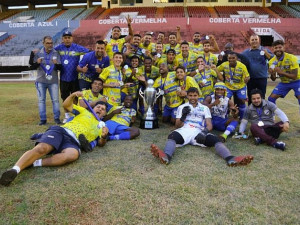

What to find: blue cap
left=63, top=31, right=72, bottom=37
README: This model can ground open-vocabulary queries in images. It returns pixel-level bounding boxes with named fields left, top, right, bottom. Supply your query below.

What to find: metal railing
left=0, top=70, right=36, bottom=81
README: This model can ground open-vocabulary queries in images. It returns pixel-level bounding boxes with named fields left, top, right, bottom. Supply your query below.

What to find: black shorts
left=36, top=126, right=81, bottom=155
left=60, top=80, right=79, bottom=101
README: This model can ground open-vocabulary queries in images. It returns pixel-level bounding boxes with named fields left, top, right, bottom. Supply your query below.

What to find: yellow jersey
left=194, top=69, right=217, bottom=97
left=108, top=106, right=136, bottom=126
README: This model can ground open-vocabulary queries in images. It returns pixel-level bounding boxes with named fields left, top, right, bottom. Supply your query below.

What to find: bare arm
left=97, top=127, right=109, bottom=147
left=175, top=118, right=184, bottom=129
left=124, top=15, right=133, bottom=43
left=205, top=118, right=213, bottom=131
left=63, top=91, right=83, bottom=112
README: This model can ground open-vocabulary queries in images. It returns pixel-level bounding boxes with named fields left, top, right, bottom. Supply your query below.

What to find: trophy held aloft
left=139, top=79, right=161, bottom=129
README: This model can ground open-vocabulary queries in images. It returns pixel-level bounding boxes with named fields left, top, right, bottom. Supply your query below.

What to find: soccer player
left=123, top=34, right=145, bottom=66
left=164, top=27, right=181, bottom=55
left=239, top=89, right=289, bottom=151
left=189, top=33, right=219, bottom=55
left=176, top=41, right=198, bottom=75
left=105, top=15, right=133, bottom=60
left=242, top=35, right=273, bottom=103
left=77, top=40, right=110, bottom=90
left=78, top=78, right=107, bottom=108
left=104, top=95, right=140, bottom=140
left=190, top=56, right=217, bottom=100
left=100, top=52, right=124, bottom=110
left=268, top=40, right=300, bottom=110
left=203, top=82, right=239, bottom=142
left=139, top=32, right=155, bottom=54
left=202, top=40, right=218, bottom=65
left=32, top=36, right=62, bottom=125
left=153, top=65, right=200, bottom=124
left=150, top=87, right=253, bottom=166
left=217, top=52, right=250, bottom=119
left=0, top=91, right=108, bottom=186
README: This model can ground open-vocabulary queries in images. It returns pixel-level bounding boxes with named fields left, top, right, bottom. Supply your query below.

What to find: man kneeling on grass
left=150, top=87, right=253, bottom=166
left=0, top=91, right=108, bottom=186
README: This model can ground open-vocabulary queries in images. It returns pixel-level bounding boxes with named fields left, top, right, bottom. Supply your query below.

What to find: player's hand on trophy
left=180, top=106, right=191, bottom=122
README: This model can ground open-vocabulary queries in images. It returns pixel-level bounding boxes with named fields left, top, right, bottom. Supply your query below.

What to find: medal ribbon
left=256, top=107, right=263, bottom=121
left=228, top=65, right=236, bottom=83
left=83, top=99, right=101, bottom=121
left=40, top=49, right=55, bottom=75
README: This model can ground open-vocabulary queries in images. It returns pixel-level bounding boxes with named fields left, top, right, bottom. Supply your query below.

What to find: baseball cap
left=63, top=31, right=72, bottom=37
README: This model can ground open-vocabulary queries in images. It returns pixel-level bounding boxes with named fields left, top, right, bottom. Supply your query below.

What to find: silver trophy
left=139, top=79, right=161, bottom=129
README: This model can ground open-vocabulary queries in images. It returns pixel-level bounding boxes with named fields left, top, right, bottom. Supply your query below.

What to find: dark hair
left=196, top=56, right=204, bottom=61
left=175, top=65, right=186, bottom=72
left=133, top=34, right=142, bottom=38
left=168, top=32, right=176, bottom=37
left=96, top=40, right=106, bottom=45
left=193, top=32, right=200, bottom=35
left=250, top=88, right=263, bottom=98
left=187, top=87, right=199, bottom=95
left=93, top=101, right=107, bottom=110
left=158, top=31, right=165, bottom=36
left=227, top=51, right=237, bottom=57
left=112, top=26, right=121, bottom=31
left=272, top=40, right=284, bottom=47
left=166, top=49, right=176, bottom=55
left=92, top=77, right=104, bottom=85
left=202, top=40, right=210, bottom=45
left=144, top=56, right=152, bottom=62
left=130, top=55, right=140, bottom=61
left=113, top=52, right=123, bottom=57
left=43, top=36, right=52, bottom=42
left=180, top=41, right=189, bottom=46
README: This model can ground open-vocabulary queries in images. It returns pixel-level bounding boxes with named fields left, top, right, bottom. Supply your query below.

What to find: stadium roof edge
left=0, top=0, right=89, bottom=7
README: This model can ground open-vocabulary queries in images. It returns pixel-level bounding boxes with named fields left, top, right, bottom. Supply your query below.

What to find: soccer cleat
left=227, top=155, right=254, bottom=167
left=55, top=119, right=62, bottom=125
left=219, top=134, right=227, bottom=143
left=254, top=137, right=262, bottom=146
left=38, top=120, right=47, bottom=126
left=78, top=134, right=92, bottom=152
left=30, top=133, right=43, bottom=140
left=273, top=141, right=286, bottom=151
left=0, top=169, right=18, bottom=186
left=150, top=144, right=169, bottom=165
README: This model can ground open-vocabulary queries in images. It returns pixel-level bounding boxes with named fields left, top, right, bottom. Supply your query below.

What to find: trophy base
left=140, top=118, right=159, bottom=129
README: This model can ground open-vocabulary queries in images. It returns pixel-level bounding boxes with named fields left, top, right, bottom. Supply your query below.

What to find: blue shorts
left=212, top=116, right=228, bottom=131
left=163, top=105, right=178, bottom=119
left=106, top=120, right=129, bottom=135
left=226, top=86, right=247, bottom=100
left=271, top=80, right=300, bottom=98
left=36, top=126, right=80, bottom=155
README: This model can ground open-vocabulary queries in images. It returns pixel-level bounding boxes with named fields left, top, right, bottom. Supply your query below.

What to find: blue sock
left=119, top=132, right=131, bottom=140
left=225, top=120, right=238, bottom=134
left=109, top=135, right=120, bottom=140
left=90, top=137, right=99, bottom=149
left=268, top=96, right=276, bottom=104
left=239, top=103, right=246, bottom=119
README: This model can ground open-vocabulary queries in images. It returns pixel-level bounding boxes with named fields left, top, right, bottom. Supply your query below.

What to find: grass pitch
left=0, top=82, right=299, bottom=224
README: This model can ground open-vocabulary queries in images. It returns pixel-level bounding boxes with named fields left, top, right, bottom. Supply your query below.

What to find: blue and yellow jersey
left=55, top=43, right=89, bottom=82
left=165, top=44, right=181, bottom=55
left=62, top=104, right=103, bottom=142
left=109, top=106, right=136, bottom=126
left=153, top=72, right=201, bottom=108
left=78, top=89, right=105, bottom=105
left=155, top=55, right=179, bottom=72
left=202, top=53, right=218, bottom=65
left=269, top=53, right=300, bottom=83
left=100, top=65, right=122, bottom=106
left=105, top=38, right=126, bottom=60
left=189, top=42, right=204, bottom=55
left=175, top=51, right=198, bottom=73
left=121, top=68, right=139, bottom=99
left=136, top=65, right=160, bottom=81
left=139, top=42, right=156, bottom=53
left=194, top=69, right=217, bottom=97
left=217, top=61, right=249, bottom=90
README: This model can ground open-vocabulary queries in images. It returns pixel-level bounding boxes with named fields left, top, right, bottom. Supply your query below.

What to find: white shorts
left=175, top=127, right=206, bottom=148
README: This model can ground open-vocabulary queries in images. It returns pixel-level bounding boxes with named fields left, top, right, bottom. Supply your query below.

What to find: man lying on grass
left=0, top=91, right=108, bottom=186
left=150, top=87, right=253, bottom=166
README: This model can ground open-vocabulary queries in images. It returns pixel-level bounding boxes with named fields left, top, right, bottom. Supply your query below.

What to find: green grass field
left=0, top=82, right=299, bottom=225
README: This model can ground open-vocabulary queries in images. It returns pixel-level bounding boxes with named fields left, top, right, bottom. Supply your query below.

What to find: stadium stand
left=279, top=5, right=300, bottom=18
left=53, top=8, right=85, bottom=21
left=105, top=7, right=156, bottom=19
left=0, top=10, right=20, bottom=21
left=270, top=5, right=294, bottom=18
left=6, top=9, right=61, bottom=22
left=84, top=6, right=105, bottom=20
left=187, top=6, right=211, bottom=18
left=74, top=7, right=96, bottom=20
left=163, top=7, right=185, bottom=18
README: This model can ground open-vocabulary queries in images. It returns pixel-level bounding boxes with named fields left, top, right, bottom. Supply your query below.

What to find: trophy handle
left=139, top=87, right=144, bottom=98
left=154, top=88, right=162, bottom=102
